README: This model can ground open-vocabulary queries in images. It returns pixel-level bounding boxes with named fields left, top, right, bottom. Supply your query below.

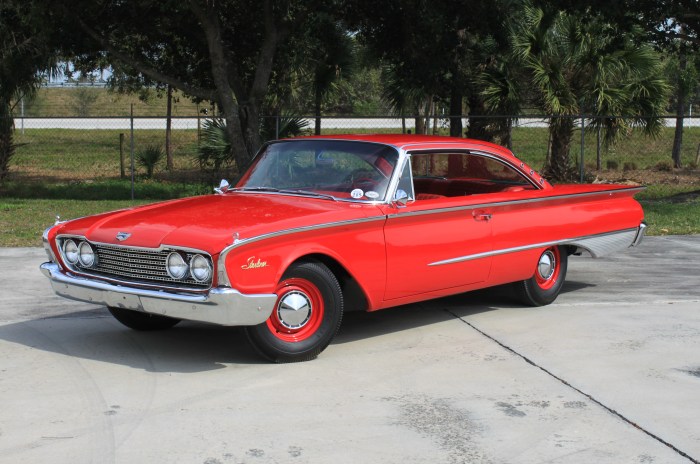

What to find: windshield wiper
left=279, top=189, right=338, bottom=201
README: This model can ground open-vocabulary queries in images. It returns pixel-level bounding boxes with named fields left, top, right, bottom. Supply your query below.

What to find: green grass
left=20, top=87, right=202, bottom=117
left=1, top=180, right=697, bottom=247
left=510, top=126, right=700, bottom=171
left=12, top=129, right=202, bottom=180
left=2, top=124, right=698, bottom=247
left=0, top=198, right=152, bottom=247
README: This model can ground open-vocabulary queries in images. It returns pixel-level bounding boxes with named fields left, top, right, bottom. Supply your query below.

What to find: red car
left=41, top=135, right=646, bottom=362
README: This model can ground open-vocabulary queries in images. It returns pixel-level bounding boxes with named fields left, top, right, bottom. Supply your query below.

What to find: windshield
left=236, top=140, right=399, bottom=201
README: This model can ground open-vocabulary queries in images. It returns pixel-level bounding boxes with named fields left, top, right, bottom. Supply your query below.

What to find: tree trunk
left=672, top=52, right=687, bottom=169
left=449, top=87, right=463, bottom=137
left=547, top=116, right=575, bottom=181
left=165, top=84, right=173, bottom=170
left=466, top=95, right=493, bottom=142
left=0, top=100, right=15, bottom=181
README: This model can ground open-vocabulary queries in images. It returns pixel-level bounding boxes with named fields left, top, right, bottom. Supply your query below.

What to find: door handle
left=472, top=211, right=492, bottom=222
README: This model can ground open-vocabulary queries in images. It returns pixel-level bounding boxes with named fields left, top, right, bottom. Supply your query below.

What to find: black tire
left=108, top=306, right=181, bottom=331
left=514, top=246, right=568, bottom=306
left=245, top=261, right=343, bottom=363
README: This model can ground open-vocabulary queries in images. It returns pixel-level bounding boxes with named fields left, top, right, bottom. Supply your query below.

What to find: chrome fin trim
left=429, top=226, right=643, bottom=267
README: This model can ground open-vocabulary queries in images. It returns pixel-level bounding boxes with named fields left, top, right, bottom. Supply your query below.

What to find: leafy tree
left=552, top=0, right=700, bottom=168
left=510, top=4, right=670, bottom=180
left=345, top=0, right=509, bottom=138
left=0, top=1, right=60, bottom=180
left=55, top=0, right=331, bottom=171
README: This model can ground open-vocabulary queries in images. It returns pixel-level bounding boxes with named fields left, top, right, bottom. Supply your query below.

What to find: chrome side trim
left=217, top=215, right=387, bottom=286
left=428, top=227, right=642, bottom=267
left=395, top=186, right=645, bottom=220
left=40, top=262, right=276, bottom=326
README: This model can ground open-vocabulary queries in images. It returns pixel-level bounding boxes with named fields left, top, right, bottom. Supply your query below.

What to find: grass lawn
left=1, top=180, right=697, bottom=247
left=0, top=198, right=152, bottom=247
left=2, top=124, right=698, bottom=247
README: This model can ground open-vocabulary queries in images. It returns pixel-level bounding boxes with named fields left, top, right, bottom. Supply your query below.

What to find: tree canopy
left=2, top=0, right=698, bottom=179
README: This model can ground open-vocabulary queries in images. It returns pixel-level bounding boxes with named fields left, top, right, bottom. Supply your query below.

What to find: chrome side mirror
left=394, top=189, right=409, bottom=207
left=215, top=179, right=230, bottom=194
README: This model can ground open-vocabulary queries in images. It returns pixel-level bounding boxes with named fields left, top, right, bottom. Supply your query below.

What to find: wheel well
left=291, top=254, right=368, bottom=312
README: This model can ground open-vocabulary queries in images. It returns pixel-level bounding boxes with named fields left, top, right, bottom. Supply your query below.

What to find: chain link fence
left=4, top=114, right=700, bottom=186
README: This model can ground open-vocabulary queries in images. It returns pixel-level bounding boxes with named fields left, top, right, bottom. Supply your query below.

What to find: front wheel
left=514, top=246, right=568, bottom=306
left=245, top=261, right=343, bottom=363
left=107, top=306, right=181, bottom=330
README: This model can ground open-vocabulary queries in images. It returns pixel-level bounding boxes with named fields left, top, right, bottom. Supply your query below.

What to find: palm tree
left=510, top=4, right=670, bottom=180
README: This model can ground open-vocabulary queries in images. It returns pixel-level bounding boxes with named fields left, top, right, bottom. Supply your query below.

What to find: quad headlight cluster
left=165, top=252, right=213, bottom=283
left=60, top=238, right=213, bottom=285
left=62, top=239, right=97, bottom=268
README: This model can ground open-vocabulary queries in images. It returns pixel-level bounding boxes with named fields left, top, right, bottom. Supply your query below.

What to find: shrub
left=136, top=144, right=164, bottom=179
left=623, top=162, right=637, bottom=171
left=606, top=160, right=619, bottom=170
left=197, top=118, right=231, bottom=171
left=197, top=115, right=309, bottom=172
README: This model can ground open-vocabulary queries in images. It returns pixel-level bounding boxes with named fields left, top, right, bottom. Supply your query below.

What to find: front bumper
left=40, top=262, right=276, bottom=326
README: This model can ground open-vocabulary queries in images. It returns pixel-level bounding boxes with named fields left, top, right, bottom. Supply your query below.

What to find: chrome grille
left=60, top=239, right=211, bottom=290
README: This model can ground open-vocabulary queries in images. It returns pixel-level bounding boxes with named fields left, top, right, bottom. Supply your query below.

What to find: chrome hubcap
left=537, top=251, right=556, bottom=280
left=277, top=291, right=312, bottom=329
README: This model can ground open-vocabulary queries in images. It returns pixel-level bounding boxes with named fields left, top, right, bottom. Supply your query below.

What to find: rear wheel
left=514, top=246, right=568, bottom=306
left=245, top=261, right=343, bottom=363
left=108, top=306, right=181, bottom=331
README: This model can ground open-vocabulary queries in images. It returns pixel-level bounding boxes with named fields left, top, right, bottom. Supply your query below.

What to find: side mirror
left=215, top=179, right=230, bottom=194
left=394, top=189, right=409, bottom=207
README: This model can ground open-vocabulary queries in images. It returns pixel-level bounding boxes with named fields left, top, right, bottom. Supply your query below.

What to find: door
left=382, top=154, right=494, bottom=300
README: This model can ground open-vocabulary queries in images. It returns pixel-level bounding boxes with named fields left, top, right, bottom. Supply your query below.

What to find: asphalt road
left=0, top=236, right=698, bottom=464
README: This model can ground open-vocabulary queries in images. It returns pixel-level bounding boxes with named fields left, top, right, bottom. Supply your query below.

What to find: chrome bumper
left=40, top=262, right=276, bottom=326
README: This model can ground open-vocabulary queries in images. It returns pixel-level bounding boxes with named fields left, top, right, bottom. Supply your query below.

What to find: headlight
left=63, top=239, right=79, bottom=264
left=190, top=254, right=212, bottom=282
left=77, top=241, right=96, bottom=267
left=166, top=252, right=188, bottom=279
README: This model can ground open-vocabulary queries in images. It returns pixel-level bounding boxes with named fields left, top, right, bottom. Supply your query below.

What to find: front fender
left=220, top=217, right=387, bottom=310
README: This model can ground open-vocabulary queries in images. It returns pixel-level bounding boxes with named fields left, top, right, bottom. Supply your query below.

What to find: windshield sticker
left=365, top=191, right=379, bottom=199
left=350, top=189, right=364, bottom=199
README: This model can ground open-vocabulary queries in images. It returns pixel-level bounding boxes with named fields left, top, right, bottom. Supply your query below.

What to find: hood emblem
left=116, top=232, right=131, bottom=241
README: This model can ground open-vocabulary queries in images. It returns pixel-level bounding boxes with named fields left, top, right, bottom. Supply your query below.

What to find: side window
left=411, top=152, right=533, bottom=198
left=394, top=158, right=415, bottom=201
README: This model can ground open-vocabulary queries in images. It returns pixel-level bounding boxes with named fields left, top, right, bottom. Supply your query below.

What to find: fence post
left=119, top=133, right=125, bottom=179
left=130, top=104, right=135, bottom=201
left=596, top=123, right=601, bottom=171
left=580, top=107, right=585, bottom=182
left=275, top=112, right=280, bottom=139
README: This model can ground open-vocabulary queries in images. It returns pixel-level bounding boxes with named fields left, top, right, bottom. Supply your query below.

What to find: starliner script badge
left=241, top=256, right=268, bottom=270
left=116, top=232, right=131, bottom=241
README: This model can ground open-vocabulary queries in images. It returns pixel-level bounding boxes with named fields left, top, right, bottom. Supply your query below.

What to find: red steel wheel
left=534, top=246, right=561, bottom=291
left=514, top=246, right=568, bottom=306
left=266, top=277, right=325, bottom=343
left=245, top=261, right=343, bottom=362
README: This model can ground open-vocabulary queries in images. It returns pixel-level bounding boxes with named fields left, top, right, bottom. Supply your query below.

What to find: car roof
left=293, top=134, right=512, bottom=154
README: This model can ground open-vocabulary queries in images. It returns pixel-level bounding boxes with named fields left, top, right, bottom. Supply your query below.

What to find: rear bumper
left=40, top=262, right=276, bottom=326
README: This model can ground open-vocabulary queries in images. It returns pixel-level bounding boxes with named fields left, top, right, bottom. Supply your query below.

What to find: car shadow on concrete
left=0, top=280, right=595, bottom=371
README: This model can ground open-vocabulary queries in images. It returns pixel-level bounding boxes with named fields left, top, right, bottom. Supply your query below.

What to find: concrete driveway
left=0, top=236, right=698, bottom=464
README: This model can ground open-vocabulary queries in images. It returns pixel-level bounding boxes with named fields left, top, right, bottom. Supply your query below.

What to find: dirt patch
left=591, top=168, right=700, bottom=187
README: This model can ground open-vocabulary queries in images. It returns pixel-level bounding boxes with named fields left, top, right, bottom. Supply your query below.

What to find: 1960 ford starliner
left=40, top=135, right=646, bottom=362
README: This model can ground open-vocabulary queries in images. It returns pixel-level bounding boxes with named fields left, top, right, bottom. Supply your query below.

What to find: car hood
left=57, top=193, right=383, bottom=254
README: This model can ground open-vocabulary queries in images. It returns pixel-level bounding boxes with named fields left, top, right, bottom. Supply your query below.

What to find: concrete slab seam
left=445, top=308, right=700, bottom=464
